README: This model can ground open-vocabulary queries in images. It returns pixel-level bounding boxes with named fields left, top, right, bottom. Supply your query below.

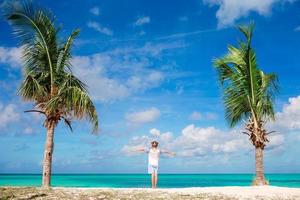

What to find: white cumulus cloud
left=0, top=103, right=20, bottom=129
left=122, top=124, right=284, bottom=157
left=267, top=134, right=285, bottom=149
left=203, top=0, right=297, bottom=28
left=72, top=54, right=129, bottom=101
left=125, top=107, right=160, bottom=126
left=0, top=46, right=22, bottom=68
left=272, top=96, right=300, bottom=130
left=71, top=42, right=183, bottom=102
left=122, top=128, right=173, bottom=155
left=126, top=71, right=164, bottom=92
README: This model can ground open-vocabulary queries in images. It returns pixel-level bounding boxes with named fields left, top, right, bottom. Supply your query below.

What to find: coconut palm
left=5, top=2, right=98, bottom=187
left=213, top=22, right=277, bottom=185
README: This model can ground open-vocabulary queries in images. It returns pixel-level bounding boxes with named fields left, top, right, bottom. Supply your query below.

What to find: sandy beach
left=1, top=186, right=300, bottom=200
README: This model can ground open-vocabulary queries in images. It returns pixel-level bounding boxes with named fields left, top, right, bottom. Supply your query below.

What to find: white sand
left=57, top=186, right=300, bottom=199
left=167, top=186, right=300, bottom=198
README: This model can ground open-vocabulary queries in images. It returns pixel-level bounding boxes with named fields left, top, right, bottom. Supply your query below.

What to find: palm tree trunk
left=254, top=146, right=266, bottom=185
left=42, top=121, right=55, bottom=187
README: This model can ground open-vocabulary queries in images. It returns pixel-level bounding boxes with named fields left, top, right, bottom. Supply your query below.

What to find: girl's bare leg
left=151, top=173, right=155, bottom=188
left=154, top=173, right=158, bottom=188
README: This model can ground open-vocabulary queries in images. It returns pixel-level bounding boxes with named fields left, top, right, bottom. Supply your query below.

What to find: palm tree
left=213, top=22, right=277, bottom=185
left=5, top=2, right=99, bottom=187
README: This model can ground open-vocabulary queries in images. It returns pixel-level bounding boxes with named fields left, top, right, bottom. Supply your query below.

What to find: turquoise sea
left=1, top=174, right=300, bottom=188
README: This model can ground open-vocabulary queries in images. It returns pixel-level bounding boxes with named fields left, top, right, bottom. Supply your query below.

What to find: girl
left=138, top=141, right=175, bottom=188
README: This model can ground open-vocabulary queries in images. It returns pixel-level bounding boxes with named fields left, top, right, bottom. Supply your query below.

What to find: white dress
left=148, top=148, right=160, bottom=174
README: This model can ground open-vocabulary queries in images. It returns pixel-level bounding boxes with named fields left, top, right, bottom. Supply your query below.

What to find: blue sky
left=1, top=0, right=300, bottom=174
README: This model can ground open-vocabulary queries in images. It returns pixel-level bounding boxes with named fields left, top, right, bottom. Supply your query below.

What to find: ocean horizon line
left=1, top=173, right=300, bottom=175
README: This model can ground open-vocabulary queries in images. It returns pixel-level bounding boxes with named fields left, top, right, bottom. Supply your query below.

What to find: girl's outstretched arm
left=161, top=150, right=176, bottom=156
left=136, top=148, right=148, bottom=153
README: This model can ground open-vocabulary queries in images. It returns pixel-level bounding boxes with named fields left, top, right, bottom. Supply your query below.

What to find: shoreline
left=1, top=186, right=300, bottom=200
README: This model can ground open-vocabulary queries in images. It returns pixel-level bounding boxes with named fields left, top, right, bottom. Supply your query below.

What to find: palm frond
left=46, top=86, right=98, bottom=133
left=61, top=116, right=73, bottom=132
left=18, top=73, right=48, bottom=101
left=213, top=22, right=277, bottom=127
left=57, top=29, right=80, bottom=73
left=237, top=21, right=254, bottom=45
left=5, top=1, right=58, bottom=93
